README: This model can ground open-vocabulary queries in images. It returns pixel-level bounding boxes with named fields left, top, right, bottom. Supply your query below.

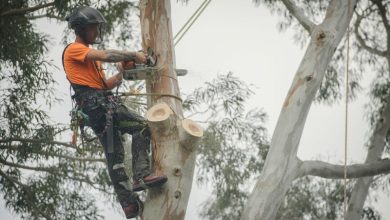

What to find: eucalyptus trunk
left=139, top=1, right=203, bottom=219
left=241, top=1, right=357, bottom=219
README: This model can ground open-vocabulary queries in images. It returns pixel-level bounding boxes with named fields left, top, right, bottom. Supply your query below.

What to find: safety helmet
left=66, top=6, right=107, bottom=44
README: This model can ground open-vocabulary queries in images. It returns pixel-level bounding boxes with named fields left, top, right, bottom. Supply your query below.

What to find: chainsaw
left=122, top=47, right=157, bottom=80
left=122, top=47, right=187, bottom=81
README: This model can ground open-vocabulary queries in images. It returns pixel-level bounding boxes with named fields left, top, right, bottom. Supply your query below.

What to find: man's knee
left=110, top=163, right=129, bottom=183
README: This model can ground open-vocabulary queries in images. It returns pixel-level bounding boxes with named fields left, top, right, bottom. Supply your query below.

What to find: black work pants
left=78, top=92, right=150, bottom=206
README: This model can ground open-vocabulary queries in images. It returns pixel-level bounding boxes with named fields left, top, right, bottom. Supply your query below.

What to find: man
left=63, top=6, right=167, bottom=219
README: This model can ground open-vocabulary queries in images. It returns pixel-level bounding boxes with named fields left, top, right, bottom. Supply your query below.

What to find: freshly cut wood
left=140, top=1, right=198, bottom=219
left=180, top=119, right=203, bottom=151
left=146, top=102, right=173, bottom=122
left=146, top=103, right=175, bottom=134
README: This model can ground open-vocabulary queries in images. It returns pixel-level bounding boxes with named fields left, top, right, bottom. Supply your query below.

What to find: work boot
left=132, top=173, right=168, bottom=192
left=122, top=196, right=143, bottom=219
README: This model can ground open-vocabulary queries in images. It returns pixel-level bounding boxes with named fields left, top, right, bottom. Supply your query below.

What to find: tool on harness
left=71, top=90, right=119, bottom=154
left=70, top=107, right=90, bottom=152
left=101, top=95, right=119, bottom=154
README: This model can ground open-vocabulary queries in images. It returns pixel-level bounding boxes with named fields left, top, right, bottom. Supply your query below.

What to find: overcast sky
left=1, top=0, right=389, bottom=219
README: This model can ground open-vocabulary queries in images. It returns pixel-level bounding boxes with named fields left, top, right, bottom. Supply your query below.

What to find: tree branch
left=0, top=169, right=54, bottom=220
left=281, top=0, right=315, bottom=33
left=66, top=175, right=109, bottom=192
left=0, top=158, right=56, bottom=172
left=372, top=0, right=390, bottom=35
left=372, top=0, right=390, bottom=61
left=0, top=167, right=28, bottom=187
left=26, top=14, right=64, bottom=20
left=0, top=157, right=103, bottom=180
left=1, top=158, right=109, bottom=194
left=354, top=12, right=387, bottom=57
left=346, top=94, right=390, bottom=219
left=0, top=2, right=55, bottom=17
left=0, top=138, right=77, bottom=149
left=299, top=159, right=390, bottom=179
left=0, top=144, right=106, bottom=163
left=52, top=153, right=105, bottom=163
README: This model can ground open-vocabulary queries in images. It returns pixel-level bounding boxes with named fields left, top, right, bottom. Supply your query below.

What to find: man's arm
left=105, top=72, right=123, bottom=90
left=87, top=49, right=145, bottom=90
left=86, top=49, right=146, bottom=63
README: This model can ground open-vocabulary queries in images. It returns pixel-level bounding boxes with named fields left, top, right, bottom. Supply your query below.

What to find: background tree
left=240, top=0, right=390, bottom=219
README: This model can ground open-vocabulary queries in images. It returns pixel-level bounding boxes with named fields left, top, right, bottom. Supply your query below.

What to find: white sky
left=1, top=0, right=389, bottom=219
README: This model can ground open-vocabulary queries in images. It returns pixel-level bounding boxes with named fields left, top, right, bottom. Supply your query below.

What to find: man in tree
left=63, top=6, right=167, bottom=219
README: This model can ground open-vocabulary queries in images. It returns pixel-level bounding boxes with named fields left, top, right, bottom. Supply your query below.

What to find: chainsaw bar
left=123, top=48, right=188, bottom=80
left=123, top=68, right=188, bottom=80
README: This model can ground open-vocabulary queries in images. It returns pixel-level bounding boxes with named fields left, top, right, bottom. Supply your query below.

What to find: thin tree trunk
left=346, top=87, right=390, bottom=220
left=347, top=0, right=390, bottom=215
left=241, top=1, right=357, bottom=219
left=139, top=1, right=203, bottom=219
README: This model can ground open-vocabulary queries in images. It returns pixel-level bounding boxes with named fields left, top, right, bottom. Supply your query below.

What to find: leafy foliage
left=183, top=73, right=269, bottom=220
left=363, top=207, right=382, bottom=220
left=253, top=0, right=376, bottom=105
left=277, top=177, right=348, bottom=220
left=0, top=0, right=138, bottom=219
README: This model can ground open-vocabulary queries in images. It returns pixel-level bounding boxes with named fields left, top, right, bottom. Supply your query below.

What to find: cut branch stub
left=146, top=102, right=175, bottom=135
left=179, top=119, right=203, bottom=151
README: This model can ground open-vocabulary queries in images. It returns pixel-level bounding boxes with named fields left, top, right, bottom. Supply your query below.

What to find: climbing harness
left=62, top=43, right=112, bottom=150
left=70, top=107, right=90, bottom=152
left=100, top=94, right=120, bottom=154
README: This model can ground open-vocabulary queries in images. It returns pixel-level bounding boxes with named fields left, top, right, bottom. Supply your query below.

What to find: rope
left=173, top=0, right=208, bottom=41
left=174, top=0, right=212, bottom=46
left=343, top=0, right=351, bottom=219
left=119, top=92, right=183, bottom=102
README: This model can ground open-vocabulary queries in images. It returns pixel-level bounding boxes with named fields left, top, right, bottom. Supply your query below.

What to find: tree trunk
left=346, top=94, right=390, bottom=220
left=347, top=2, right=390, bottom=214
left=241, top=1, right=357, bottom=219
left=139, top=1, right=203, bottom=220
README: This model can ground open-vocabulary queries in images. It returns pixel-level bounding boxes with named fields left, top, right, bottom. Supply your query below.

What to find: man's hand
left=134, top=51, right=147, bottom=64
left=118, top=61, right=135, bottom=71
left=116, top=62, right=125, bottom=73
left=105, top=69, right=123, bottom=90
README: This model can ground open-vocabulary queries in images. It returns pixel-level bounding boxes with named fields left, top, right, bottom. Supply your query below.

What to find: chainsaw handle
left=122, top=61, right=135, bottom=70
